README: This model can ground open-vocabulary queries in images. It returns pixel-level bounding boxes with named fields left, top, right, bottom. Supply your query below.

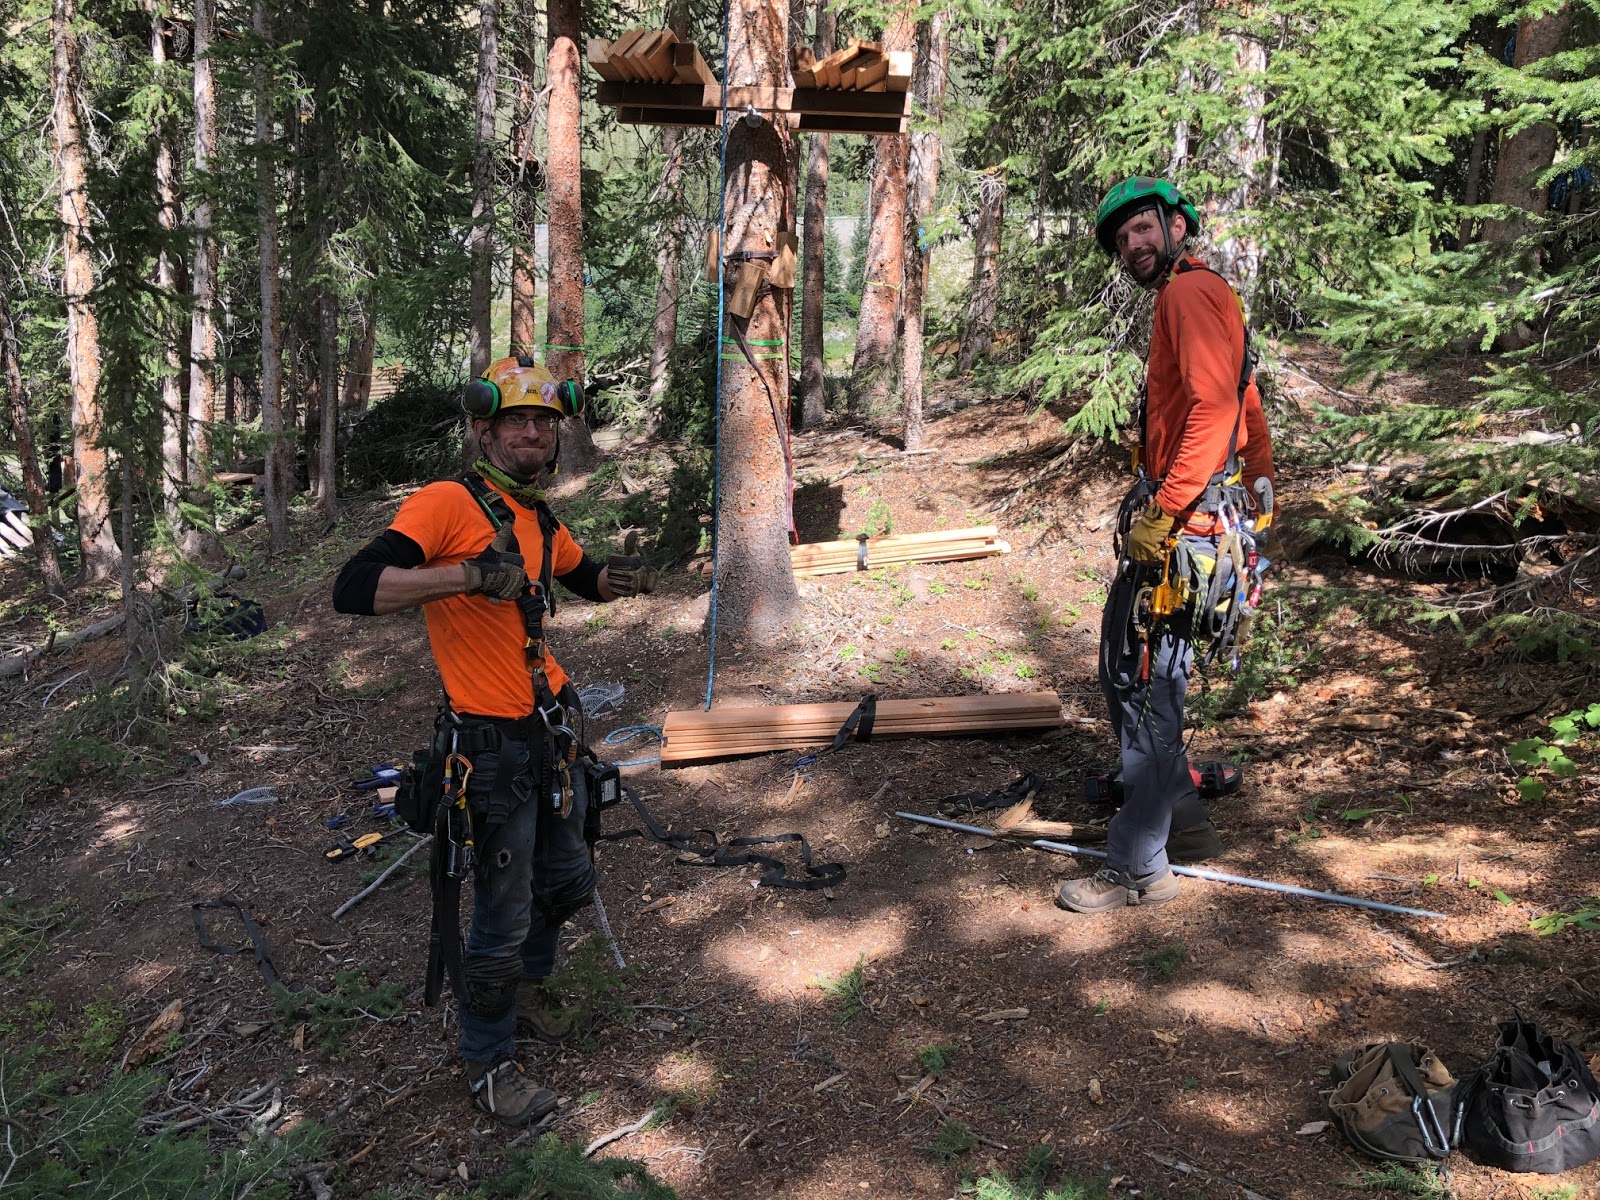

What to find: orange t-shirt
left=1145, top=258, right=1275, bottom=518
left=389, top=480, right=584, bottom=717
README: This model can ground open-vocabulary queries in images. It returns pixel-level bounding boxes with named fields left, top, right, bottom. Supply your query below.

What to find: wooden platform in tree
left=588, top=30, right=912, bottom=136
left=659, top=692, right=1066, bottom=764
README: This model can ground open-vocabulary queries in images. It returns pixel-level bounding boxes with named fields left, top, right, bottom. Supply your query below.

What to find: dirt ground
left=3, top=344, right=1599, bottom=1199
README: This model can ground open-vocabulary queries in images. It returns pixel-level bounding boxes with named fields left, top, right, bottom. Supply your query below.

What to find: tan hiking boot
left=515, top=980, right=582, bottom=1044
left=1167, top=819, right=1223, bottom=863
left=464, top=1058, right=558, bottom=1125
left=1055, top=867, right=1180, bottom=914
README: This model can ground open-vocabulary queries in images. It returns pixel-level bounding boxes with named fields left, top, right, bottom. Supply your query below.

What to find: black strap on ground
left=936, top=772, right=1045, bottom=818
left=598, top=786, right=845, bottom=891
left=191, top=898, right=295, bottom=995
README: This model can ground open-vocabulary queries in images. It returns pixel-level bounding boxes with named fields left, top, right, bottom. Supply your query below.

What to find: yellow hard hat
left=461, top=357, right=584, bottom=419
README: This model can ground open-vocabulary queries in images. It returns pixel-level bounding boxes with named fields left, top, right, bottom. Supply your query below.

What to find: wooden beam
left=597, top=81, right=716, bottom=109
left=884, top=49, right=913, bottom=92
left=673, top=42, right=717, bottom=85
left=616, top=105, right=717, bottom=128
left=790, top=88, right=908, bottom=116
left=795, top=113, right=907, bottom=135
left=607, top=27, right=650, bottom=81
left=587, top=39, right=626, bottom=82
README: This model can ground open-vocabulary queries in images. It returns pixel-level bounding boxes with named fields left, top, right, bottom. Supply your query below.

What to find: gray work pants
left=1097, top=551, right=1213, bottom=883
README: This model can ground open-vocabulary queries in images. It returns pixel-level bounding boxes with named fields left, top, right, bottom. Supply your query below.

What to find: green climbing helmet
left=1094, top=177, right=1201, bottom=256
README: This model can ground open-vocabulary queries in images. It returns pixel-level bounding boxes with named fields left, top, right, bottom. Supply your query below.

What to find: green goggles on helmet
left=1094, top=177, right=1201, bottom=256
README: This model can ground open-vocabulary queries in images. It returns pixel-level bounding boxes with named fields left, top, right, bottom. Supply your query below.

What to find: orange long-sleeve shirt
left=1144, top=257, right=1275, bottom=520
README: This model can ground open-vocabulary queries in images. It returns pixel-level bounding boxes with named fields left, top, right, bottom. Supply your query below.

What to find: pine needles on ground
left=477, top=1133, right=677, bottom=1200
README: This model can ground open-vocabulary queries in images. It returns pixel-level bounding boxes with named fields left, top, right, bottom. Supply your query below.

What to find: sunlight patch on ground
left=650, top=1048, right=722, bottom=1102
left=1288, top=825, right=1540, bottom=885
left=702, top=913, right=908, bottom=1002
left=91, top=806, right=143, bottom=850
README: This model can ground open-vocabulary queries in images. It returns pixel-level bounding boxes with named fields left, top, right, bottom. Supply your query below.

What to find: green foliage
left=1341, top=1161, right=1453, bottom=1198
left=845, top=213, right=871, bottom=317
left=1130, top=941, right=1189, bottom=982
left=921, top=1118, right=978, bottom=1163
left=917, top=1044, right=954, bottom=1074
left=816, top=954, right=869, bottom=1023
left=544, top=934, right=632, bottom=1031
left=0, top=1053, right=327, bottom=1200
left=273, top=970, right=406, bottom=1055
left=478, top=1133, right=677, bottom=1200
left=1530, top=899, right=1600, bottom=936
left=972, top=1147, right=1109, bottom=1200
left=342, top=374, right=466, bottom=491
left=0, top=900, right=73, bottom=978
left=77, top=999, right=128, bottom=1063
left=1507, top=702, right=1598, bottom=802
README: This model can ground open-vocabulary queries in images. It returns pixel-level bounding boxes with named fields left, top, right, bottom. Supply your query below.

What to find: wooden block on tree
left=884, top=49, right=913, bottom=91
left=791, top=46, right=817, bottom=87
left=587, top=39, right=626, bottom=82
left=672, top=42, right=718, bottom=85
left=704, top=228, right=720, bottom=283
left=726, top=260, right=764, bottom=318
left=767, top=232, right=799, bottom=289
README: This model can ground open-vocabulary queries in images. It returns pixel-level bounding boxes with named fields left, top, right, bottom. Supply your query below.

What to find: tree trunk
left=1211, top=32, right=1267, bottom=307
left=187, top=0, right=219, bottom=495
left=255, top=0, right=290, bottom=553
left=468, top=0, right=499, bottom=377
left=1484, top=4, right=1573, bottom=241
left=0, top=288, right=65, bottom=595
left=51, top=0, right=118, bottom=582
left=712, top=0, right=800, bottom=645
left=151, top=2, right=189, bottom=540
left=847, top=5, right=914, bottom=412
left=315, top=263, right=339, bottom=518
left=644, top=4, right=691, bottom=431
left=899, top=13, right=948, bottom=454
left=1458, top=126, right=1488, bottom=244
left=797, top=0, right=834, bottom=430
left=509, top=0, right=541, bottom=358
left=341, top=308, right=377, bottom=412
left=545, top=0, right=598, bottom=472
left=959, top=34, right=1008, bottom=374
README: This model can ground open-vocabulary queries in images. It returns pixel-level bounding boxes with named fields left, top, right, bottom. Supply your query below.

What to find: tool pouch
left=1328, top=1041, right=1456, bottom=1163
left=1455, top=1015, right=1600, bottom=1174
left=580, top=753, right=621, bottom=849
left=395, top=726, right=449, bottom=835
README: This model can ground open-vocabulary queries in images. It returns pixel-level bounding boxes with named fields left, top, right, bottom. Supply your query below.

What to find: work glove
left=462, top=524, right=528, bottom=601
left=606, top=530, right=660, bottom=598
left=1126, top=503, right=1178, bottom=565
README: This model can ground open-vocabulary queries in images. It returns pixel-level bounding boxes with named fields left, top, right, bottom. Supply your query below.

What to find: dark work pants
left=456, top=736, right=593, bottom=1065
left=1098, top=551, right=1212, bottom=884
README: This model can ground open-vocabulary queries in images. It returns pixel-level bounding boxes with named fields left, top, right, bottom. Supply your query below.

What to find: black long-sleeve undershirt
left=331, top=528, right=606, bottom=616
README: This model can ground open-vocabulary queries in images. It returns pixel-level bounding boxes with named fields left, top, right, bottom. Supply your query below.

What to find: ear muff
left=555, top=379, right=583, bottom=417
left=461, top=377, right=502, bottom=418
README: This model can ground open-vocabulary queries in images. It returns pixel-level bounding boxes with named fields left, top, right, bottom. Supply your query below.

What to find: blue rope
left=704, top=0, right=732, bottom=713
left=603, top=724, right=663, bottom=768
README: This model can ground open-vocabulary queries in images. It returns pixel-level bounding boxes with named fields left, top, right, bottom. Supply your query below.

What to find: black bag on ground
left=1328, top=1041, right=1455, bottom=1162
left=1455, top=1015, right=1600, bottom=1174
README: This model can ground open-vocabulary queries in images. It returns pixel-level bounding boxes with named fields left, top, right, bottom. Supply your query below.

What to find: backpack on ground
left=1328, top=1041, right=1455, bottom=1162
left=1454, top=1015, right=1600, bottom=1174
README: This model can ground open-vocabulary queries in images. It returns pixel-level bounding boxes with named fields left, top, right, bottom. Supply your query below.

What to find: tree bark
left=0, top=288, right=65, bottom=595
left=51, top=0, right=118, bottom=582
left=847, top=5, right=914, bottom=411
left=712, top=0, right=800, bottom=645
left=899, top=13, right=948, bottom=454
left=468, top=0, right=499, bottom=377
left=150, top=2, right=188, bottom=541
left=341, top=307, right=377, bottom=412
left=1211, top=32, right=1267, bottom=308
left=315, top=255, right=339, bottom=519
left=187, top=0, right=219, bottom=494
left=255, top=0, right=290, bottom=553
left=509, top=0, right=541, bottom=358
left=1484, top=4, right=1573, bottom=242
left=544, top=0, right=598, bottom=472
left=797, top=0, right=834, bottom=430
left=1458, top=126, right=1488, bottom=244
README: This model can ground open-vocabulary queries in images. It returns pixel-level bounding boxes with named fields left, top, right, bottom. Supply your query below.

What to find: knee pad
left=542, top=865, right=596, bottom=928
left=463, top=955, right=521, bottom=1020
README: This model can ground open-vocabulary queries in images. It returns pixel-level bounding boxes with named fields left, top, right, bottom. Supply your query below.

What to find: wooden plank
left=791, top=46, right=816, bottom=87
left=884, top=49, right=913, bottom=91
left=608, top=27, right=650, bottom=80
left=788, top=88, right=908, bottom=117
left=840, top=50, right=881, bottom=90
left=622, top=30, right=663, bottom=79
left=853, top=53, right=890, bottom=91
left=795, top=113, right=906, bottom=135
left=587, top=39, right=626, bottom=82
left=616, top=105, right=717, bottom=128
left=597, top=81, right=715, bottom=110
left=642, top=29, right=679, bottom=82
left=672, top=42, right=718, bottom=85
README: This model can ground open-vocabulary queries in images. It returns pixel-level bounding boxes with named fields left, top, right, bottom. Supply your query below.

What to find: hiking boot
left=1055, top=867, right=1180, bottom=914
left=1166, top=819, right=1223, bottom=863
left=464, top=1057, right=558, bottom=1126
left=515, top=980, right=581, bottom=1044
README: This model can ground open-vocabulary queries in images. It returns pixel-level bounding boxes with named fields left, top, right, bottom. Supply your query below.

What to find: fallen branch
left=1144, top=1151, right=1279, bottom=1200
left=0, top=611, right=124, bottom=680
left=332, top=836, right=431, bottom=920
left=584, top=1109, right=657, bottom=1157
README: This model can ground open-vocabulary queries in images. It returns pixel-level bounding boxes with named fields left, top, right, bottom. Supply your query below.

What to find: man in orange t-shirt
left=333, top=358, right=657, bottom=1123
left=1056, top=178, right=1275, bottom=916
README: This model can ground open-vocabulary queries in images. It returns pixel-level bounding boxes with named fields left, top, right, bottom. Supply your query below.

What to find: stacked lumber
left=790, top=526, right=1010, bottom=578
left=588, top=29, right=717, bottom=85
left=791, top=38, right=912, bottom=92
left=660, top=692, right=1065, bottom=764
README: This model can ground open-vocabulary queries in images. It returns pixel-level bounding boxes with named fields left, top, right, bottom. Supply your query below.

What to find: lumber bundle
left=791, top=38, right=913, bottom=92
left=588, top=29, right=717, bottom=85
left=790, top=526, right=1010, bottom=578
left=660, top=692, right=1065, bottom=764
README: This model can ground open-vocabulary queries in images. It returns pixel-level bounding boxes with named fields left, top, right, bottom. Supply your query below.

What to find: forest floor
left=2, top=342, right=1598, bottom=1200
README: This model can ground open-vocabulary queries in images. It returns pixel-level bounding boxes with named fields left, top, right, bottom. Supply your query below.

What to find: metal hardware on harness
left=537, top=701, right=577, bottom=817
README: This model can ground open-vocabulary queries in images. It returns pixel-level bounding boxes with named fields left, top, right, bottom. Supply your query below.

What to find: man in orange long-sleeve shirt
left=1057, top=178, right=1275, bottom=915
